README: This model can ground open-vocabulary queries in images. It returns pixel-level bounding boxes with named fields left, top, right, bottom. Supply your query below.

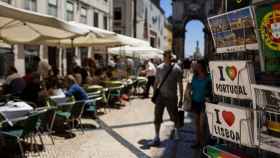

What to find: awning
left=0, top=2, right=87, bottom=44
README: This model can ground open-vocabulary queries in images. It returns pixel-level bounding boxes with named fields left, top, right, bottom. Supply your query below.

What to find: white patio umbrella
left=108, top=46, right=163, bottom=58
left=139, top=53, right=163, bottom=59
left=115, top=35, right=150, bottom=47
left=0, top=41, right=11, bottom=48
left=46, top=22, right=150, bottom=47
left=46, top=22, right=118, bottom=47
left=0, top=2, right=87, bottom=44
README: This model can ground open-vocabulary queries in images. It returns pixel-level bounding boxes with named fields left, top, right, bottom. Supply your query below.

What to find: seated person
left=37, top=78, right=57, bottom=107
left=73, top=66, right=82, bottom=85
left=49, top=67, right=64, bottom=88
left=52, top=75, right=93, bottom=133
left=21, top=72, right=41, bottom=106
left=3, top=66, right=26, bottom=96
left=91, top=69, right=107, bottom=85
left=64, top=75, right=89, bottom=101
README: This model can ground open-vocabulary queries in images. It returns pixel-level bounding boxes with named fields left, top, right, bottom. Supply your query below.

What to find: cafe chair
left=55, top=100, right=86, bottom=134
left=87, top=90, right=107, bottom=114
left=135, top=77, right=148, bottom=95
left=0, top=111, right=44, bottom=158
left=107, top=85, right=125, bottom=107
left=36, top=106, right=57, bottom=145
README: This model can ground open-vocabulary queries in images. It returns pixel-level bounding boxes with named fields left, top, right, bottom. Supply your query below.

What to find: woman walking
left=190, top=60, right=211, bottom=149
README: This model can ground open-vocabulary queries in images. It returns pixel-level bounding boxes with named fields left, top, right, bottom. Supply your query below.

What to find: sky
left=185, top=21, right=204, bottom=57
left=160, top=0, right=204, bottom=58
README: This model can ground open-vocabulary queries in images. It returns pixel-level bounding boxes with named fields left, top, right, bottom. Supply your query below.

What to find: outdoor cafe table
left=50, top=89, right=68, bottom=105
left=0, top=101, right=33, bottom=121
left=85, top=85, right=104, bottom=93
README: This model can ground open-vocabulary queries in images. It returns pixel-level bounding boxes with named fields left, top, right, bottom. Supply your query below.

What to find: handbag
left=183, top=82, right=192, bottom=112
left=151, top=64, right=175, bottom=104
left=178, top=108, right=185, bottom=128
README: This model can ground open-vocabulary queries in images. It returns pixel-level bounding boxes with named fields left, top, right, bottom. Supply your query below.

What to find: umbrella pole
left=106, top=46, right=108, bottom=67
left=69, top=38, right=74, bottom=75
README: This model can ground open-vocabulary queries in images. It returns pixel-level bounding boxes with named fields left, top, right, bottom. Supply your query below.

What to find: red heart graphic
left=222, top=111, right=235, bottom=127
left=226, top=66, right=238, bottom=81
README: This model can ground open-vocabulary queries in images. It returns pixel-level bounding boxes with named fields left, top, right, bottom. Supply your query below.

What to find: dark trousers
left=144, top=76, right=155, bottom=97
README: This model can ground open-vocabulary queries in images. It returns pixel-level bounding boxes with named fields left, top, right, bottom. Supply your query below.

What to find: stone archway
left=172, top=0, right=225, bottom=60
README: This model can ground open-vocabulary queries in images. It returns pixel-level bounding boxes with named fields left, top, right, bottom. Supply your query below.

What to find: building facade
left=112, top=0, right=135, bottom=36
left=164, top=20, right=173, bottom=51
left=0, top=0, right=113, bottom=78
left=113, top=0, right=166, bottom=50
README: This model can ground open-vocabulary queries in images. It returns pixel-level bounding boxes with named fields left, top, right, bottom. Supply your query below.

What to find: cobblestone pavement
left=162, top=112, right=204, bottom=158
left=27, top=98, right=175, bottom=158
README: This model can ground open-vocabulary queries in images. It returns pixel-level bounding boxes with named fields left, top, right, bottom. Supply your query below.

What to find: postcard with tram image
left=251, top=84, right=280, bottom=154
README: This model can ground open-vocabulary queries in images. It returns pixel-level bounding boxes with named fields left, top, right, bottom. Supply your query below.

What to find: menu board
left=208, top=7, right=258, bottom=53
left=251, top=84, right=280, bottom=154
left=255, top=1, right=280, bottom=73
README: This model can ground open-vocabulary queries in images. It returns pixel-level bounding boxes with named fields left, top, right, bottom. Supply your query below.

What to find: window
left=66, top=1, right=74, bottom=21
left=93, top=12, right=99, bottom=27
left=48, top=47, right=59, bottom=67
left=80, top=6, right=88, bottom=24
left=66, top=48, right=75, bottom=74
left=80, top=47, right=88, bottom=66
left=114, top=29, right=122, bottom=34
left=1, top=0, right=11, bottom=4
left=114, top=7, right=121, bottom=20
left=0, top=48, right=14, bottom=79
left=48, top=0, right=57, bottom=17
left=103, top=15, right=108, bottom=30
left=24, top=0, right=37, bottom=11
left=150, top=37, right=156, bottom=47
left=24, top=45, right=40, bottom=73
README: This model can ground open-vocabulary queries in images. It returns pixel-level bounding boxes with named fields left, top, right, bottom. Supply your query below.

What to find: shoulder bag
left=151, top=64, right=174, bottom=104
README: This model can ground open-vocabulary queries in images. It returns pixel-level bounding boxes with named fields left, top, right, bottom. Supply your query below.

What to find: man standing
left=143, top=59, right=156, bottom=98
left=149, top=50, right=184, bottom=146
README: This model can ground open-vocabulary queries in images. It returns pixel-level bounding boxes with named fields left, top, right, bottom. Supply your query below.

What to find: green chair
left=84, top=85, right=104, bottom=93
left=103, top=81, right=125, bottom=106
left=87, top=90, right=106, bottom=113
left=37, top=107, right=57, bottom=145
left=107, top=85, right=125, bottom=107
left=1, top=111, right=43, bottom=158
left=136, top=77, right=148, bottom=95
left=55, top=100, right=86, bottom=133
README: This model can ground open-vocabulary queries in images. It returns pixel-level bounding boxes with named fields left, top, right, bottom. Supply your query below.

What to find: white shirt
left=146, top=62, right=156, bottom=77
left=37, top=61, right=51, bottom=79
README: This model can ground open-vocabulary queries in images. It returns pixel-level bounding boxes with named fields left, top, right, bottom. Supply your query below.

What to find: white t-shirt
left=38, top=61, right=51, bottom=79
left=146, top=62, right=156, bottom=77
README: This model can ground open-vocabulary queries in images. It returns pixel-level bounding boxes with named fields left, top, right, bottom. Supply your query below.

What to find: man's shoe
left=148, top=137, right=160, bottom=147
